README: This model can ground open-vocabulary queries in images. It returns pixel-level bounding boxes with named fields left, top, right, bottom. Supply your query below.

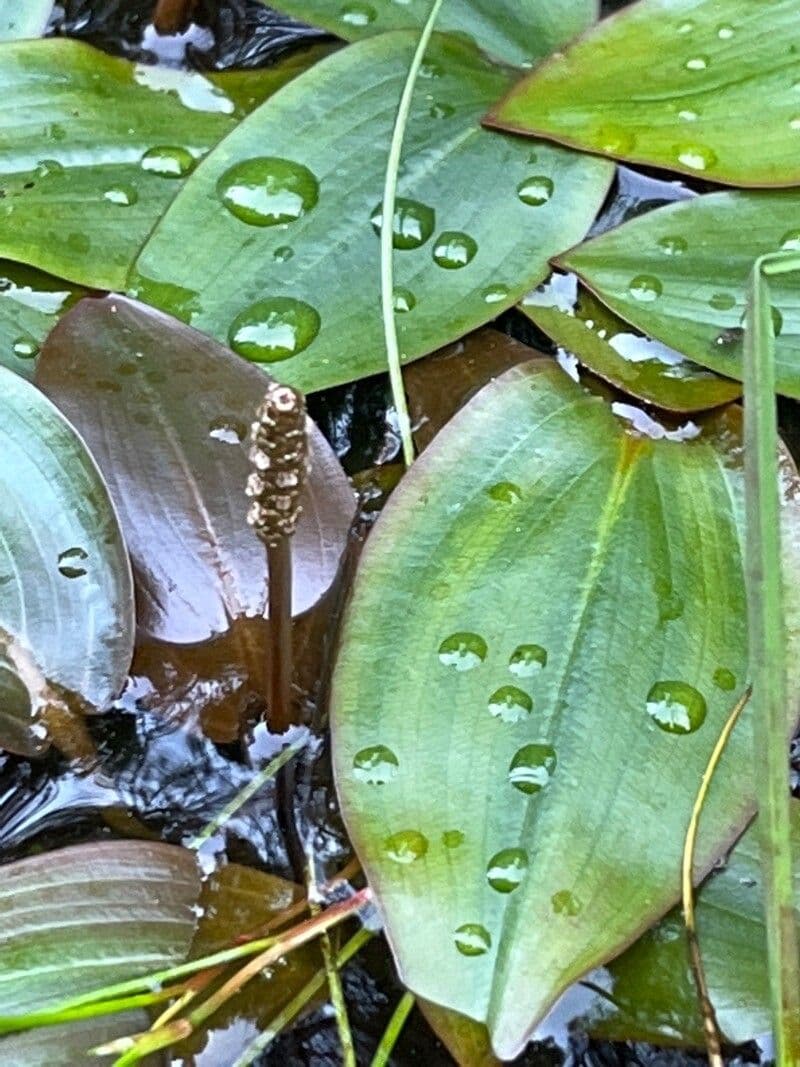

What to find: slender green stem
left=370, top=991, right=416, bottom=1067
left=744, top=251, right=800, bottom=1066
left=267, top=537, right=294, bottom=732
left=380, top=0, right=445, bottom=468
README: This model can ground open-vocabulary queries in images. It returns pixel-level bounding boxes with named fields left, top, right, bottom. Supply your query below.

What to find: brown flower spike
left=246, top=383, right=308, bottom=547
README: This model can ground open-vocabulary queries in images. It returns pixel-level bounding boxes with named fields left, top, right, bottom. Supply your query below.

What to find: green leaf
left=486, top=0, right=800, bottom=187
left=0, top=261, right=85, bottom=380
left=330, top=361, right=800, bottom=1058
left=35, top=296, right=354, bottom=645
left=0, top=1013, right=154, bottom=1067
left=557, top=190, right=800, bottom=398
left=133, top=33, right=613, bottom=394
left=264, top=0, right=597, bottom=68
left=0, top=366, right=134, bottom=756
left=0, top=0, right=53, bottom=40
left=520, top=273, right=742, bottom=413
left=0, top=39, right=324, bottom=291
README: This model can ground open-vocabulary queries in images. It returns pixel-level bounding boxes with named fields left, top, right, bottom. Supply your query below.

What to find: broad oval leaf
left=263, top=0, right=597, bottom=68
left=133, top=33, right=613, bottom=394
left=35, top=296, right=354, bottom=644
left=486, top=0, right=800, bottom=187
left=556, top=190, right=800, bottom=398
left=0, top=366, right=134, bottom=755
left=0, top=261, right=85, bottom=380
left=331, top=361, right=800, bottom=1058
left=0, top=1013, right=154, bottom=1067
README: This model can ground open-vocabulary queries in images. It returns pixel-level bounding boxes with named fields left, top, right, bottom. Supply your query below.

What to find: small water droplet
left=713, top=667, right=736, bottom=692
left=370, top=198, right=435, bottom=249
left=58, top=546, right=88, bottom=578
left=103, top=185, right=138, bottom=206
left=790, top=116, right=800, bottom=131
left=273, top=245, right=294, bottom=262
left=629, top=275, right=663, bottom=302
left=517, top=175, right=554, bottom=206
left=141, top=145, right=195, bottom=178
left=676, top=144, right=718, bottom=171
left=454, top=923, right=491, bottom=956
left=392, top=287, right=416, bottom=313
left=596, top=125, right=636, bottom=154
left=208, top=416, right=247, bottom=444
left=487, top=482, right=522, bottom=504
left=508, top=644, right=547, bottom=678
left=508, top=743, right=556, bottom=794
left=420, top=61, right=443, bottom=79
left=684, top=55, right=709, bottom=71
left=486, top=848, right=528, bottom=893
left=780, top=229, right=800, bottom=252
left=12, top=337, right=39, bottom=359
left=36, top=159, right=64, bottom=178
left=353, top=744, right=399, bottom=784
left=658, top=235, right=687, bottom=256
left=438, top=632, right=487, bottom=671
left=432, top=231, right=478, bottom=269
left=428, top=100, right=455, bottom=119
left=384, top=829, right=428, bottom=863
left=218, top=157, right=319, bottom=227
left=646, top=680, right=707, bottom=734
left=717, top=23, right=735, bottom=38
left=709, top=292, right=736, bottom=311
left=443, top=829, right=465, bottom=849
left=340, top=1, right=376, bottom=25
left=488, top=685, right=533, bottom=724
left=229, top=297, right=320, bottom=363
left=552, top=889, right=581, bottom=915
left=678, top=109, right=699, bottom=122
left=677, top=19, right=694, bottom=33
left=772, top=306, right=784, bottom=336
left=482, top=284, right=509, bottom=305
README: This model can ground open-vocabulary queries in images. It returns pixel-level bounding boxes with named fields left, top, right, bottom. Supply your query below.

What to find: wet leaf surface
left=0, top=261, right=86, bottom=380
left=331, top=362, right=800, bottom=1057
left=36, top=295, right=354, bottom=646
left=0, top=1011, right=156, bottom=1066
left=487, top=0, right=800, bottom=187
left=557, top=190, right=800, bottom=398
left=134, top=33, right=612, bottom=393
left=0, top=0, right=53, bottom=40
left=0, top=366, right=134, bottom=756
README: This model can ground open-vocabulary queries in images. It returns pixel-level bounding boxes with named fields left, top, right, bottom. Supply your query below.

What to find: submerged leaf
left=331, top=362, right=800, bottom=1057
left=486, top=0, right=800, bottom=187
left=133, top=33, right=612, bottom=394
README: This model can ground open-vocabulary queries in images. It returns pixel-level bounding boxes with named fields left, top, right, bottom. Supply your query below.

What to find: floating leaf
left=0, top=261, right=85, bottom=380
left=0, top=0, right=53, bottom=40
left=486, top=0, right=800, bottom=187
left=134, top=33, right=612, bottom=394
left=263, top=0, right=597, bottom=67
left=331, top=362, right=800, bottom=1057
left=557, top=190, right=800, bottom=398
left=521, top=273, right=742, bottom=413
left=0, top=366, right=134, bottom=756
left=36, top=296, right=354, bottom=645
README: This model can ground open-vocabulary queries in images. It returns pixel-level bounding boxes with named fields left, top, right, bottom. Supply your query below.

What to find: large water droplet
left=454, top=923, right=491, bottom=956
left=676, top=144, right=718, bottom=171
left=12, top=336, right=39, bottom=359
left=208, top=416, right=247, bottom=444
left=438, top=632, right=487, bottom=671
left=58, top=546, right=88, bottom=578
left=780, top=229, right=800, bottom=252
left=141, top=145, right=195, bottom=178
left=370, top=198, right=435, bottom=249
left=487, top=482, right=522, bottom=504
left=353, top=744, right=399, bottom=784
left=684, top=55, right=709, bottom=71
left=432, top=231, right=478, bottom=269
left=340, top=1, right=376, bottom=25
left=508, top=744, right=557, bottom=794
left=393, top=287, right=416, bottom=313
left=103, top=185, right=138, bottom=206
left=508, top=644, right=547, bottom=678
left=658, top=235, right=687, bottom=256
left=646, top=680, right=707, bottom=734
left=384, top=829, right=428, bottom=863
left=486, top=848, right=528, bottom=893
left=488, top=685, right=533, bottom=724
left=717, top=23, right=735, bottom=38
left=629, top=275, right=663, bottom=302
left=517, top=175, right=554, bottom=206
left=678, top=108, right=699, bottom=122
left=552, top=889, right=581, bottom=915
left=229, top=297, right=320, bottom=363
left=713, top=667, right=736, bottom=692
left=218, top=157, right=319, bottom=227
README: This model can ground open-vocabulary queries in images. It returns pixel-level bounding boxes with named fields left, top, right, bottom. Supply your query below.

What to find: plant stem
left=744, top=251, right=800, bottom=1066
left=380, top=0, right=445, bottom=468
left=268, top=537, right=293, bottom=731
left=307, top=858, right=357, bottom=1067
left=370, top=991, right=416, bottom=1067
left=682, top=686, right=751, bottom=1067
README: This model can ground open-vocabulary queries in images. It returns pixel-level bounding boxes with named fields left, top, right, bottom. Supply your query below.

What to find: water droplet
left=36, top=159, right=64, bottom=178
left=508, top=743, right=556, bottom=794
left=678, top=109, right=699, bottom=122
left=12, top=337, right=39, bottom=359
left=384, top=829, right=428, bottom=863
left=438, top=632, right=487, bottom=671
left=340, top=1, right=376, bottom=25
left=229, top=297, right=320, bottom=363
left=420, top=61, right=443, bottom=79
left=709, top=292, right=736, bottom=311
left=790, top=116, right=800, bottom=131
left=488, top=685, right=533, bottom=724
left=629, top=275, right=663, bottom=302
left=646, top=680, right=707, bottom=734
left=443, top=829, right=465, bottom=848
left=508, top=644, right=547, bottom=678
left=58, top=546, right=88, bottom=578
left=432, top=231, right=478, bottom=269
left=273, top=245, right=294, bottom=262
left=517, top=175, right=554, bottom=206
left=487, top=482, right=522, bottom=504
left=552, top=889, right=581, bottom=915
left=218, top=157, right=319, bottom=227
left=486, top=848, right=528, bottom=893
left=353, top=744, right=399, bottom=784
left=677, top=19, right=694, bottom=34
left=780, top=229, right=800, bottom=252
left=428, top=100, right=455, bottom=119
left=208, top=416, right=247, bottom=444
left=370, top=198, right=435, bottom=249
left=482, top=284, right=509, bottom=305
left=658, top=235, right=687, bottom=256
left=772, top=306, right=784, bottom=336
left=717, top=23, right=735, bottom=38
left=685, top=55, right=709, bottom=71
left=103, top=185, right=138, bottom=206
left=713, top=667, right=736, bottom=692
left=392, top=287, right=416, bottom=313
left=454, top=923, right=491, bottom=956
left=141, top=145, right=195, bottom=178
left=676, top=144, right=718, bottom=171
left=596, top=126, right=636, bottom=154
